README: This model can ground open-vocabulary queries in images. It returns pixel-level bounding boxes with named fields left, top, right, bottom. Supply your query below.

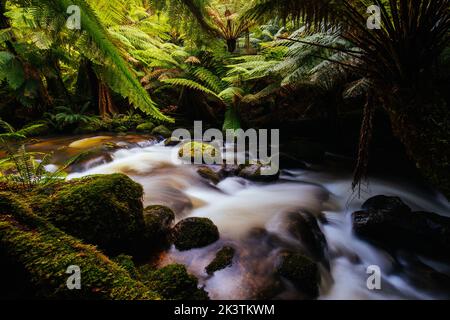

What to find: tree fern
left=161, top=78, right=220, bottom=99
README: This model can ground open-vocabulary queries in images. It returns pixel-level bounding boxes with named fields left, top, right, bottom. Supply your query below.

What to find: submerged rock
left=139, top=264, right=208, bottom=300
left=276, top=252, right=320, bottom=299
left=68, top=136, right=113, bottom=149
left=352, top=195, right=450, bottom=259
left=30, top=174, right=148, bottom=255
left=205, top=246, right=235, bottom=275
left=152, top=125, right=172, bottom=138
left=172, top=217, right=219, bottom=251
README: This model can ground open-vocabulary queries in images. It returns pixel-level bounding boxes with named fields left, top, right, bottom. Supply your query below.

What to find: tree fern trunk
left=387, top=100, right=450, bottom=200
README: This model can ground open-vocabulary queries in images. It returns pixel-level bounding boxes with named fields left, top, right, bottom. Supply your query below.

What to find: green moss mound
left=152, top=125, right=172, bottom=138
left=205, top=246, right=235, bottom=275
left=143, top=205, right=175, bottom=246
left=0, top=192, right=160, bottom=300
left=178, top=142, right=221, bottom=163
left=172, top=217, right=219, bottom=251
left=30, top=174, right=146, bottom=254
left=139, top=264, right=208, bottom=300
left=136, top=122, right=155, bottom=132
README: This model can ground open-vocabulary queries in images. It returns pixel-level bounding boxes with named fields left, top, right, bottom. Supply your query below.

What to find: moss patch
left=172, top=217, right=219, bottom=251
left=30, top=174, right=146, bottom=255
left=0, top=192, right=160, bottom=300
left=205, top=246, right=235, bottom=275
left=277, top=252, right=320, bottom=299
left=139, top=264, right=208, bottom=300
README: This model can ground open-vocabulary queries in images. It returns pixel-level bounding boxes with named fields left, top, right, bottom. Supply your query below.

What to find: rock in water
left=143, top=205, right=175, bottom=247
left=352, top=195, right=450, bottom=259
left=276, top=252, right=320, bottom=299
left=197, top=166, right=222, bottom=185
left=172, top=217, right=219, bottom=251
left=152, top=125, right=172, bottom=138
left=205, top=246, right=235, bottom=275
left=238, top=163, right=279, bottom=182
left=285, top=211, right=329, bottom=269
left=68, top=136, right=113, bottom=149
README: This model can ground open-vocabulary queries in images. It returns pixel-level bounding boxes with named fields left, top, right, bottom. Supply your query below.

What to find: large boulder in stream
left=276, top=252, right=320, bottom=299
left=30, top=174, right=150, bottom=255
left=172, top=217, right=219, bottom=251
left=352, top=195, right=450, bottom=259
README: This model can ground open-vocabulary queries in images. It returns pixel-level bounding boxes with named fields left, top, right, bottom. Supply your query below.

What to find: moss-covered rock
left=152, top=125, right=172, bottom=138
left=172, top=217, right=219, bottom=251
left=238, top=163, right=279, bottom=182
left=136, top=122, right=155, bottom=132
left=276, top=252, right=320, bottom=299
left=139, top=264, right=208, bottom=300
left=112, top=254, right=138, bottom=279
left=197, top=166, right=221, bottom=185
left=143, top=205, right=175, bottom=246
left=30, top=174, right=146, bottom=255
left=178, top=141, right=221, bottom=163
left=114, top=126, right=128, bottom=133
left=205, top=246, right=235, bottom=275
left=164, top=136, right=181, bottom=146
left=0, top=192, right=160, bottom=300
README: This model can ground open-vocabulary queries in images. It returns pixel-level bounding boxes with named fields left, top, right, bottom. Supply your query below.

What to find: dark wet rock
left=143, top=205, right=175, bottom=245
left=152, top=125, right=172, bottom=138
left=205, top=246, right=235, bottom=275
left=276, top=252, right=320, bottom=299
left=164, top=136, right=181, bottom=146
left=197, top=166, right=222, bottom=185
left=139, top=264, right=209, bottom=300
left=352, top=195, right=450, bottom=259
left=136, top=122, right=155, bottom=132
left=281, top=139, right=325, bottom=164
left=220, top=164, right=243, bottom=177
left=238, top=163, right=279, bottom=182
left=285, top=211, right=329, bottom=269
left=172, top=217, right=219, bottom=251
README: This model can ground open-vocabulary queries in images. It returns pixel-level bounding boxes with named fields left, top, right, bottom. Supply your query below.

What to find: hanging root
left=352, top=93, right=375, bottom=197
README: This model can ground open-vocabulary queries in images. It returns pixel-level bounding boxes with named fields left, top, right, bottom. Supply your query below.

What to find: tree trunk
left=98, top=83, right=117, bottom=117
left=387, top=99, right=450, bottom=200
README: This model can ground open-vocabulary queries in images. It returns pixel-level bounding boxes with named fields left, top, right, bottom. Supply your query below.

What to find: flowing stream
left=31, top=134, right=450, bottom=300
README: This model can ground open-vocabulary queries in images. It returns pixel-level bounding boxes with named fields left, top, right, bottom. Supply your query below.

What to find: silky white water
left=67, top=139, right=450, bottom=300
